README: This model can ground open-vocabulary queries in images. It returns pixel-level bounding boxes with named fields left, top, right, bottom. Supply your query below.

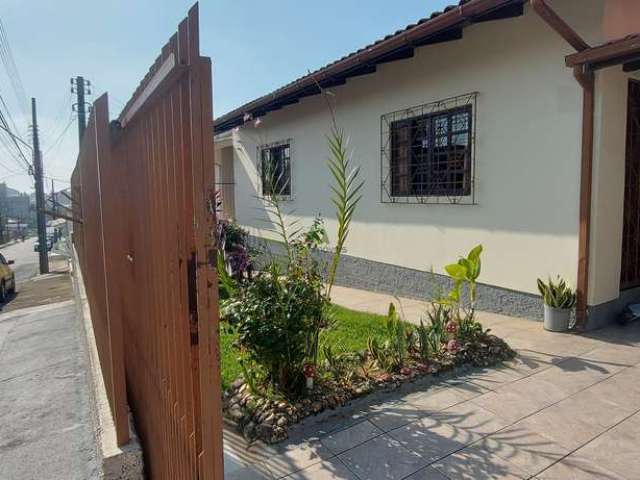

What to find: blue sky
left=1, top=0, right=452, bottom=192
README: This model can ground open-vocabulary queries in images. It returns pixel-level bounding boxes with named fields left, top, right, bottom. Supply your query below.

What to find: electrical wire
left=44, top=112, right=75, bottom=155
left=0, top=19, right=28, bottom=119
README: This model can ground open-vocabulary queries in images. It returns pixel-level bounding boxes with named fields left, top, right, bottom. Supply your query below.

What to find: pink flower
left=254, top=117, right=262, bottom=127
left=447, top=339, right=461, bottom=354
left=243, top=112, right=252, bottom=122
left=303, top=363, right=316, bottom=378
left=445, top=321, right=458, bottom=334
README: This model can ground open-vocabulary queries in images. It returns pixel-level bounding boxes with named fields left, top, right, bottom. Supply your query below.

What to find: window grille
left=258, top=139, right=292, bottom=199
left=381, top=92, right=477, bottom=204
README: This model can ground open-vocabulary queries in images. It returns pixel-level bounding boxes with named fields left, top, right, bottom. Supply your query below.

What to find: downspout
left=531, top=0, right=593, bottom=328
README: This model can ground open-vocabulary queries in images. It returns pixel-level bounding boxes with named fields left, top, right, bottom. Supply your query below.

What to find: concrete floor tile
left=433, top=401, right=511, bottom=436
left=338, top=434, right=428, bottom=480
left=477, top=425, right=570, bottom=477
left=470, top=377, right=565, bottom=425
left=537, top=455, right=626, bottom=479
left=367, top=400, right=425, bottom=432
left=431, top=444, right=529, bottom=479
left=266, top=440, right=332, bottom=478
left=515, top=403, right=607, bottom=451
left=388, top=415, right=480, bottom=463
left=320, top=420, right=382, bottom=455
left=572, top=412, right=640, bottom=479
left=457, top=366, right=523, bottom=391
left=405, top=386, right=468, bottom=413
left=286, top=458, right=357, bottom=480
left=404, top=466, right=451, bottom=479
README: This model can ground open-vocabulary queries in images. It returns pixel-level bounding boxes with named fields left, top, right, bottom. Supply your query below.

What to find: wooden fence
left=71, top=5, right=223, bottom=479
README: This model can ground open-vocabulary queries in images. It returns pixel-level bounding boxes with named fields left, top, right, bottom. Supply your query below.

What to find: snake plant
left=537, top=276, right=576, bottom=309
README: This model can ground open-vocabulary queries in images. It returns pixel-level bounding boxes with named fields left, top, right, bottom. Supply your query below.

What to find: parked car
left=0, top=253, right=16, bottom=302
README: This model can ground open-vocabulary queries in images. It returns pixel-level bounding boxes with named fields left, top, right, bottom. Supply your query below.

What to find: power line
left=0, top=105, right=32, bottom=171
left=44, top=112, right=75, bottom=155
left=0, top=19, right=28, bottom=118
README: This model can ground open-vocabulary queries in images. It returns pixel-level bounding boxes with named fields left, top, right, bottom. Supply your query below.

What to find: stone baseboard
left=249, top=236, right=543, bottom=321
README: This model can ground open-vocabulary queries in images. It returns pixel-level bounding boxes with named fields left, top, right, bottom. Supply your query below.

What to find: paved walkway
left=224, top=286, right=640, bottom=480
left=0, top=264, right=98, bottom=479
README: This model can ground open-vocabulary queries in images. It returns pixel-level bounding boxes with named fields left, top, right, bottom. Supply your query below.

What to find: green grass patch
left=219, top=304, right=401, bottom=391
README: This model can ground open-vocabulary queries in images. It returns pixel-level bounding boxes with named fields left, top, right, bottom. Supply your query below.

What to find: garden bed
left=221, top=305, right=516, bottom=444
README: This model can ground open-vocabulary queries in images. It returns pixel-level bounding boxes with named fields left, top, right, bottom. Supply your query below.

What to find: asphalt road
left=0, top=237, right=39, bottom=286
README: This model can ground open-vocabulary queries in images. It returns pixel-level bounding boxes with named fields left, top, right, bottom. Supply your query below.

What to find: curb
left=71, top=249, right=145, bottom=479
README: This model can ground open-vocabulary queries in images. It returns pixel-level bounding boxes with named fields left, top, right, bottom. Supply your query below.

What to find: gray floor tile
left=339, top=434, right=428, bottom=480
left=388, top=415, right=479, bottom=463
left=476, top=424, right=570, bottom=477
left=266, top=440, right=332, bottom=478
left=368, top=400, right=424, bottom=432
left=431, top=443, right=529, bottom=479
left=320, top=420, right=382, bottom=455
left=286, top=457, right=357, bottom=480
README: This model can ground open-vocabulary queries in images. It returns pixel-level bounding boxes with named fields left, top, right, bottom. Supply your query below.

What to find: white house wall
left=230, top=1, right=606, bottom=297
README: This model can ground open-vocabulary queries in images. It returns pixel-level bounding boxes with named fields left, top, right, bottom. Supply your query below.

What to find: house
left=213, top=0, right=640, bottom=330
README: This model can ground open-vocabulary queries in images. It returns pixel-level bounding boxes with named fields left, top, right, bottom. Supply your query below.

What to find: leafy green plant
left=443, top=244, right=483, bottom=311
left=321, top=344, right=359, bottom=384
left=325, top=125, right=364, bottom=297
left=417, top=304, right=450, bottom=359
left=222, top=262, right=327, bottom=399
left=457, top=309, right=486, bottom=343
left=217, top=250, right=239, bottom=301
left=367, top=303, right=408, bottom=372
left=537, top=276, right=576, bottom=309
left=224, top=88, right=364, bottom=399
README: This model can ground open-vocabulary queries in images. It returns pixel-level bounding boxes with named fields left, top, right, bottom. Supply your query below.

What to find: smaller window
left=260, top=141, right=291, bottom=197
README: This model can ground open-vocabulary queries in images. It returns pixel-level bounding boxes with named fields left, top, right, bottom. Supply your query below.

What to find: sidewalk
left=225, top=285, right=640, bottom=480
left=0, top=268, right=99, bottom=479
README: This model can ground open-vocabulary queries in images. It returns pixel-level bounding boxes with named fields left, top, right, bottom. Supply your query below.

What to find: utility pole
left=31, top=98, right=49, bottom=274
left=71, top=76, right=91, bottom=144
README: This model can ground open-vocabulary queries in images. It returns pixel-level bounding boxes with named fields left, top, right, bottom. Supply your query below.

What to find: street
left=1, top=237, right=39, bottom=286
left=0, top=235, right=99, bottom=480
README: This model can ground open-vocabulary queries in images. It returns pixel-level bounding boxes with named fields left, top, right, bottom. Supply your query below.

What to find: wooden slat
left=71, top=4, right=223, bottom=478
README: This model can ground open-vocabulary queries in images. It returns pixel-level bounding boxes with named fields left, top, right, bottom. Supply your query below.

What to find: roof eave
left=214, top=0, right=525, bottom=134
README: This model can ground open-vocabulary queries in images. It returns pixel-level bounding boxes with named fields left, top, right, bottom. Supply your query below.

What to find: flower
left=447, top=339, right=461, bottom=354
left=254, top=117, right=262, bottom=127
left=445, top=321, right=458, bottom=333
left=416, top=362, right=430, bottom=373
left=303, top=363, right=316, bottom=378
left=243, top=112, right=252, bottom=122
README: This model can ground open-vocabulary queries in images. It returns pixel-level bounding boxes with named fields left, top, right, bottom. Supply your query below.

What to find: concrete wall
left=224, top=1, right=608, bottom=300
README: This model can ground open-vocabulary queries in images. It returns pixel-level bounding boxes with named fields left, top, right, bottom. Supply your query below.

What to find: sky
left=0, top=0, right=453, bottom=193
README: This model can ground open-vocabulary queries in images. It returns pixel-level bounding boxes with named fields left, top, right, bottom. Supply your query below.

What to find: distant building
left=0, top=183, right=31, bottom=221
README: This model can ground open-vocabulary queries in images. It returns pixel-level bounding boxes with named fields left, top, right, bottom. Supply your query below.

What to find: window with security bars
left=259, top=141, right=291, bottom=197
left=381, top=93, right=477, bottom=204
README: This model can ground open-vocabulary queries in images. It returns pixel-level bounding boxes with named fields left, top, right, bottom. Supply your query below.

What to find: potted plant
left=537, top=276, right=576, bottom=332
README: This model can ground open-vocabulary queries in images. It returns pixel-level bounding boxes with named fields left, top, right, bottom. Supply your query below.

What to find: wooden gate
left=622, top=79, right=640, bottom=290
left=71, top=5, right=223, bottom=479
